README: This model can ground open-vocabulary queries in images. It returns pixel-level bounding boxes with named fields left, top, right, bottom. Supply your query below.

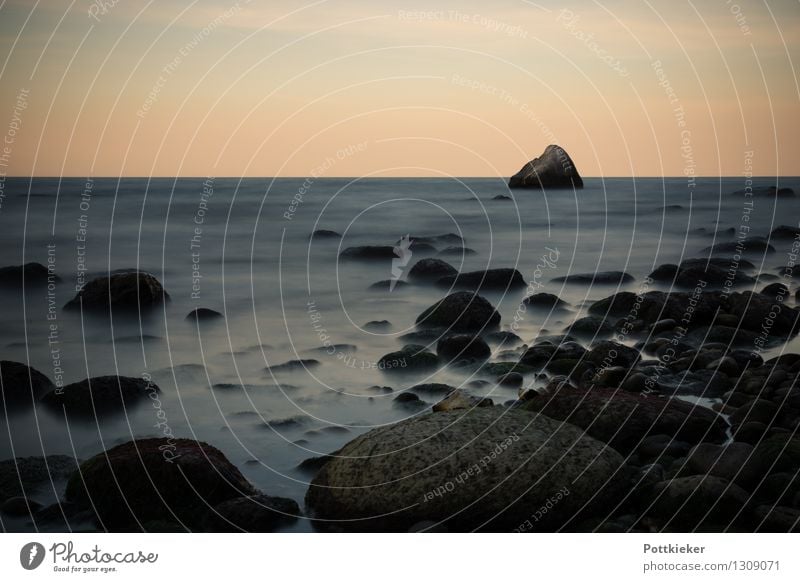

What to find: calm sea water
left=1, top=176, right=799, bottom=531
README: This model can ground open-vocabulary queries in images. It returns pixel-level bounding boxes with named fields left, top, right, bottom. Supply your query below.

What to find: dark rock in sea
left=432, top=389, right=493, bottom=412
left=732, top=186, right=795, bottom=197
left=436, top=334, right=491, bottom=364
left=0, top=455, right=78, bottom=503
left=409, top=383, right=457, bottom=396
left=296, top=454, right=336, bottom=476
left=552, top=271, right=634, bottom=285
left=496, top=372, right=524, bottom=388
left=65, top=438, right=258, bottom=530
left=405, top=233, right=464, bottom=247
left=760, top=282, right=790, bottom=301
left=0, top=262, right=57, bottom=287
left=436, top=268, right=526, bottom=291
left=492, top=194, right=512, bottom=200
left=306, top=408, right=625, bottom=531
left=407, top=258, right=458, bottom=283
left=483, top=331, right=522, bottom=346
left=0, top=360, right=54, bottom=413
left=64, top=272, right=169, bottom=312
left=522, top=293, right=568, bottom=309
left=519, top=342, right=586, bottom=368
left=686, top=442, right=758, bottom=487
left=566, top=316, right=614, bottom=337
left=186, top=307, right=223, bottom=320
left=658, top=204, right=684, bottom=211
left=0, top=496, right=42, bottom=516
left=588, top=290, right=722, bottom=328
left=727, top=291, right=800, bottom=337
left=508, top=145, right=584, bottom=189
left=41, top=375, right=159, bottom=417
left=415, top=292, right=501, bottom=332
left=647, top=475, right=749, bottom=530
left=363, top=320, right=392, bottom=331
left=520, top=387, right=728, bottom=453
left=368, top=279, right=410, bottom=291
left=636, top=434, right=691, bottom=460
left=701, top=238, right=776, bottom=255
left=649, top=258, right=755, bottom=288
left=585, top=340, right=640, bottom=368
left=265, top=359, right=320, bottom=373
left=338, top=246, right=397, bottom=261
left=393, top=392, right=424, bottom=408
left=309, top=229, right=341, bottom=239
left=771, top=225, right=800, bottom=239
left=202, top=494, right=299, bottom=532
left=377, top=345, right=439, bottom=373
left=437, top=246, right=477, bottom=257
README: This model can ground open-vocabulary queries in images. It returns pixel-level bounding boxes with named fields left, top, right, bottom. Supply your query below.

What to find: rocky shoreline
left=2, top=214, right=800, bottom=532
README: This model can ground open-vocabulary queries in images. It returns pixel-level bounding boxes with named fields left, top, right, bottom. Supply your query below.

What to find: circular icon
left=19, top=542, right=46, bottom=570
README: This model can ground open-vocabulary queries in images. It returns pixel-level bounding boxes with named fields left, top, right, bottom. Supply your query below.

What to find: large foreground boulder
left=509, top=145, right=583, bottom=189
left=64, top=272, right=169, bottom=312
left=521, top=387, right=729, bottom=453
left=65, top=438, right=258, bottom=530
left=416, top=292, right=501, bottom=332
left=306, top=407, right=627, bottom=531
left=0, top=361, right=54, bottom=413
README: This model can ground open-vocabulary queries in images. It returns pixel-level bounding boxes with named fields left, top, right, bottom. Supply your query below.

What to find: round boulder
left=306, top=408, right=627, bottom=531
left=41, top=375, right=160, bottom=417
left=407, top=259, right=458, bottom=283
left=64, top=272, right=169, bottom=312
left=436, top=334, right=491, bottom=364
left=416, top=292, right=501, bottom=332
left=0, top=361, right=54, bottom=413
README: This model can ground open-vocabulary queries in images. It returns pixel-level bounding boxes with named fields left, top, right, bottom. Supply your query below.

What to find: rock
left=620, top=372, right=649, bottom=393
left=369, top=279, right=410, bottom=291
left=407, top=258, right=458, bottom=283
left=438, top=246, right=477, bottom=257
left=751, top=434, right=800, bottom=474
left=377, top=345, right=439, bottom=373
left=707, top=356, right=739, bottom=376
left=296, top=454, right=335, bottom=476
left=0, top=496, right=42, bottom=516
left=586, top=341, right=641, bottom=368
left=40, top=375, right=159, bottom=417
left=566, top=316, right=614, bottom=337
left=751, top=505, right=800, bottom=532
left=732, top=186, right=795, bottom=197
left=520, top=342, right=586, bottom=368
left=186, top=308, right=223, bottom=320
left=636, top=435, right=691, bottom=460
left=202, top=494, right=299, bottom=532
left=436, top=268, right=526, bottom=291
left=760, top=282, right=789, bottom=301
left=508, top=145, right=583, bottom=189
left=264, top=359, right=320, bottom=373
left=65, top=438, right=258, bottom=529
left=649, top=259, right=754, bottom=288
left=0, top=360, right=54, bottom=413
left=701, top=238, right=776, bottom=255
left=64, top=272, right=169, bottom=312
left=339, top=246, right=397, bottom=261
left=552, top=271, right=634, bottom=285
left=727, top=291, right=799, bottom=337
left=363, top=320, right=392, bottom=331
left=686, top=442, right=758, bottom=487
left=415, top=292, right=501, bottom=332
left=771, top=225, right=800, bottom=239
left=306, top=408, right=626, bottom=531
left=410, top=383, right=457, bottom=396
left=436, top=334, right=491, bottom=364
left=733, top=421, right=767, bottom=445
left=591, top=366, right=630, bottom=388
left=432, top=389, right=493, bottom=412
left=483, top=331, right=522, bottom=346
left=520, top=388, right=728, bottom=453
left=651, top=319, right=677, bottom=333
left=0, top=455, right=78, bottom=503
left=647, top=476, right=750, bottom=530
left=309, top=229, right=341, bottom=239
left=0, top=262, right=57, bottom=287
left=522, top=293, right=568, bottom=309
left=405, top=233, right=464, bottom=247
left=394, top=392, right=424, bottom=407
left=493, top=195, right=512, bottom=200
left=496, top=372, right=524, bottom=388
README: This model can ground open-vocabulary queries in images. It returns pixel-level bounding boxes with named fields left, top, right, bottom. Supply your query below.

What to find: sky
left=0, top=0, right=799, bottom=178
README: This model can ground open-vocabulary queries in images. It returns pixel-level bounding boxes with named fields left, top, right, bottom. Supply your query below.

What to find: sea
left=1, top=176, right=799, bottom=531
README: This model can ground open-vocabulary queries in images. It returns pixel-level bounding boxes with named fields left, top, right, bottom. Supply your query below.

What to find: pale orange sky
left=1, top=0, right=798, bottom=177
